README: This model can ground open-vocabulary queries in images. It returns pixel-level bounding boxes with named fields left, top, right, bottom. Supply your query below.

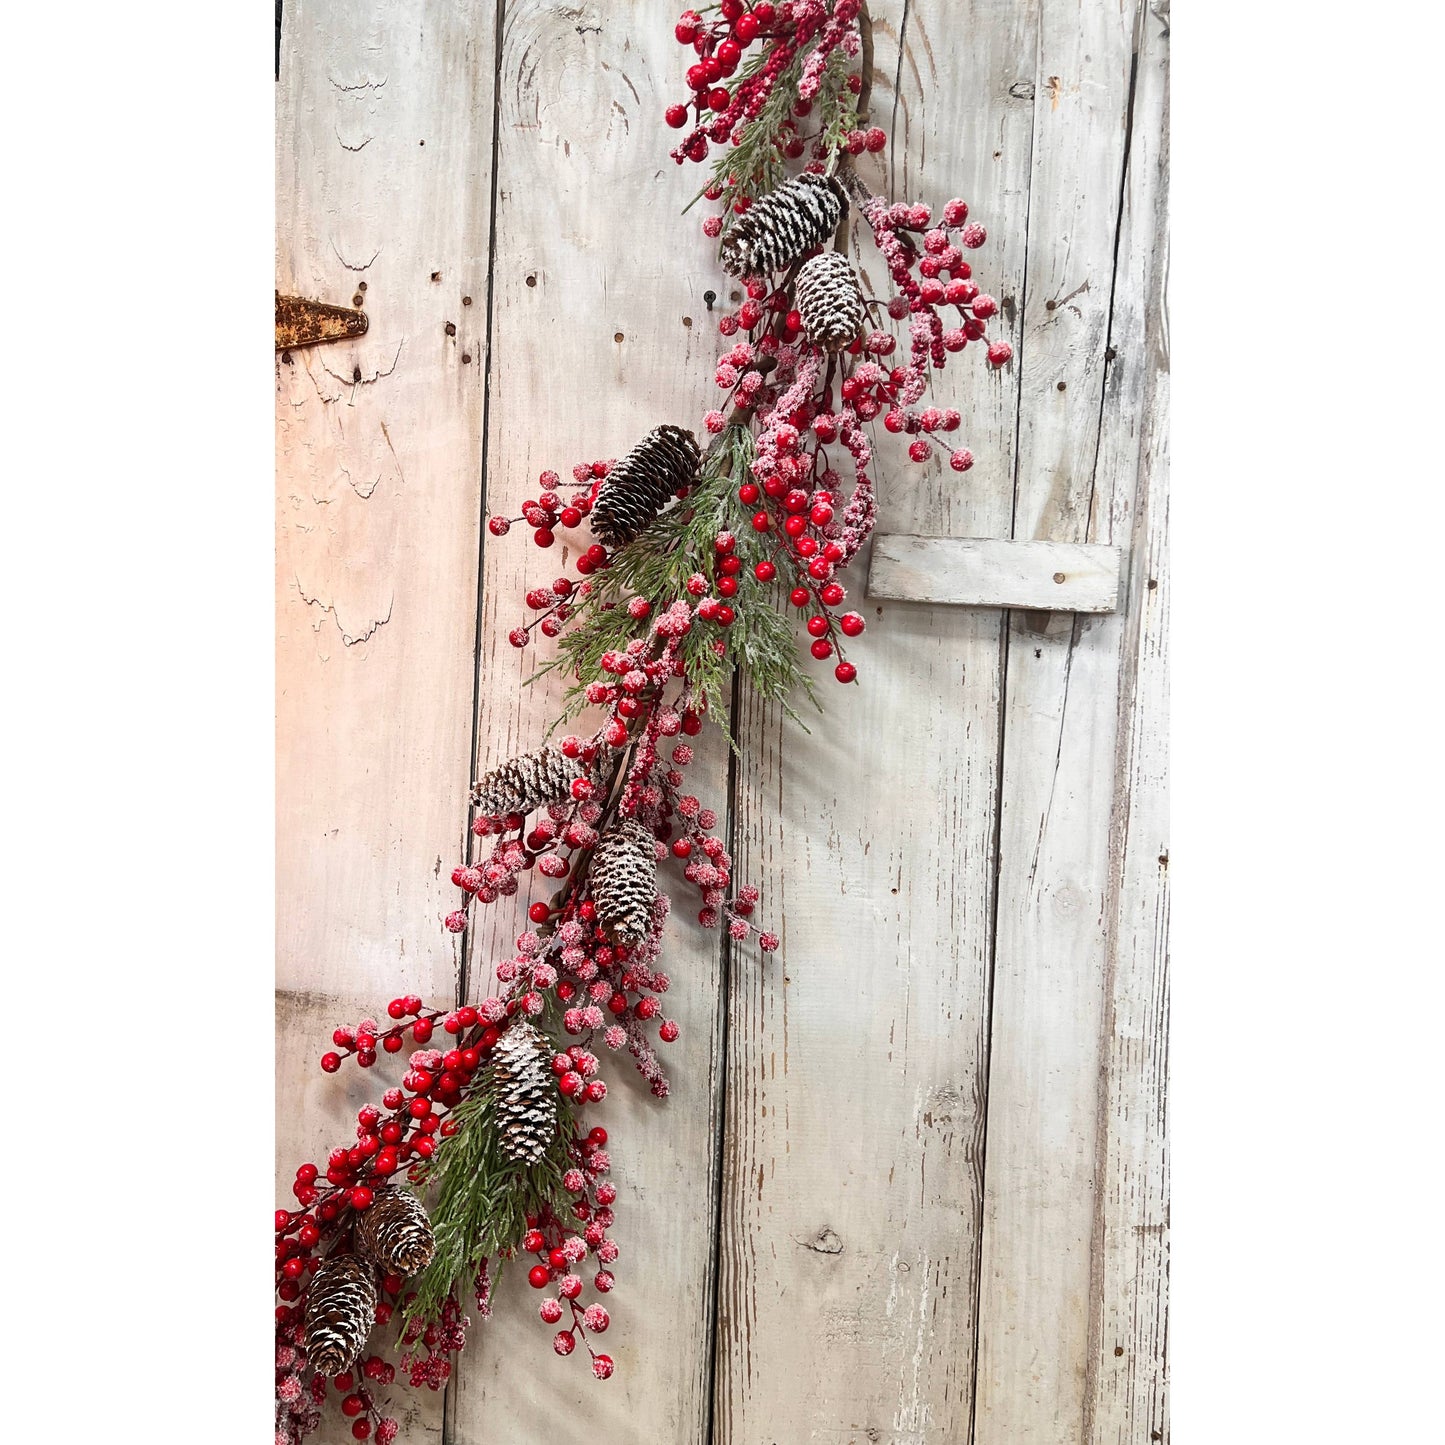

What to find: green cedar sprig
left=532, top=426, right=816, bottom=738
left=401, top=1085, right=572, bottom=1328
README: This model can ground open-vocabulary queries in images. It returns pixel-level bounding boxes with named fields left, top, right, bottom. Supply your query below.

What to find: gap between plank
left=446, top=5, right=509, bottom=1441
left=966, top=6, right=1042, bottom=1435
left=702, top=668, right=744, bottom=1445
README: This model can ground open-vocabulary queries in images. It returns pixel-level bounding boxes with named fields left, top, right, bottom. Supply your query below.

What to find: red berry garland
left=277, top=5, right=1013, bottom=1441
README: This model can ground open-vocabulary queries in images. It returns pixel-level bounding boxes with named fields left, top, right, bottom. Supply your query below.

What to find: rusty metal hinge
left=275, top=291, right=368, bottom=352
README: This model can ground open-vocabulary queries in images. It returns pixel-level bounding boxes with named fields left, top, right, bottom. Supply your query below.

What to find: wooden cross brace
left=866, top=535, right=1123, bottom=613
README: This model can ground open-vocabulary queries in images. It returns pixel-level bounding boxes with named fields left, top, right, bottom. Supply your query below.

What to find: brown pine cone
left=589, top=424, right=700, bottom=548
left=718, top=172, right=848, bottom=278
left=303, top=1254, right=377, bottom=1377
left=589, top=817, right=658, bottom=946
left=794, top=251, right=868, bottom=351
left=354, top=1187, right=436, bottom=1276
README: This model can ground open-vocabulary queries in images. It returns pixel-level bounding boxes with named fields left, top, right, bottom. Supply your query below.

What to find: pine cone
left=490, top=1021, right=558, bottom=1165
left=303, top=1255, right=377, bottom=1377
left=590, top=817, right=658, bottom=947
left=589, top=424, right=700, bottom=548
left=794, top=251, right=867, bottom=352
left=718, top=172, right=848, bottom=279
left=471, top=744, right=585, bottom=818
left=354, top=1187, right=436, bottom=1276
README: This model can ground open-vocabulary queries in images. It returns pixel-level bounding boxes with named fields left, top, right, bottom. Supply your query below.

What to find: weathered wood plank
left=868, top=535, right=1123, bottom=612
left=445, top=5, right=730, bottom=1441
left=275, top=4, right=499, bottom=1438
left=972, top=2, right=1163, bottom=1442
left=1085, top=5, right=1169, bottom=1439
left=715, top=3, right=1038, bottom=1438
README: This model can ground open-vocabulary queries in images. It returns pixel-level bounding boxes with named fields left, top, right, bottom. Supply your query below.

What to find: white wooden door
left=276, top=2, right=1169, bottom=1441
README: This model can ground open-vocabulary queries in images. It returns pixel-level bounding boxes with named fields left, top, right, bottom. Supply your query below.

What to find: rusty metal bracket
left=275, top=291, right=368, bottom=352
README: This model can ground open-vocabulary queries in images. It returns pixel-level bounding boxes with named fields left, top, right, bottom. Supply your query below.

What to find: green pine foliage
left=687, top=43, right=860, bottom=217
left=533, top=426, right=817, bottom=740
left=401, top=1085, right=571, bottom=1328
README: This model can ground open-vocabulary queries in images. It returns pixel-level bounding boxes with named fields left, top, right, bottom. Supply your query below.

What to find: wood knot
left=799, top=1226, right=844, bottom=1255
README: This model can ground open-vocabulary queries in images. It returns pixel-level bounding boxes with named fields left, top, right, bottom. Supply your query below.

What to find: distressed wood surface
left=974, top=3, right=1168, bottom=1443
left=275, top=4, right=499, bottom=1438
left=868, top=535, right=1123, bottom=612
left=275, top=2, right=1169, bottom=1441
left=717, top=2, right=1034, bottom=1438
left=1085, top=7, right=1169, bottom=1438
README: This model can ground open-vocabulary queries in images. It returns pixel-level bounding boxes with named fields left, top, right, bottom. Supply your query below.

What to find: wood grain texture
left=1085, top=7, right=1169, bottom=1439
left=275, top=2, right=1170, bottom=1440
left=444, top=5, right=731, bottom=1442
left=715, top=3, right=1037, bottom=1438
left=973, top=3, right=1168, bottom=1443
left=868, top=535, right=1123, bottom=612
left=275, top=4, right=499, bottom=1438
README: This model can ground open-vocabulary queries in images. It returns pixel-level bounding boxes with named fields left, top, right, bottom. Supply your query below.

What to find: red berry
left=350, top=1187, right=374, bottom=1211
left=735, top=12, right=759, bottom=42
left=592, top=1354, right=615, bottom=1380
left=553, top=1330, right=576, bottom=1357
left=987, top=340, right=1013, bottom=367
left=820, top=582, right=844, bottom=605
left=659, top=1019, right=680, bottom=1042
left=754, top=560, right=776, bottom=582
left=528, top=1265, right=551, bottom=1289
left=665, top=103, right=689, bottom=128
left=320, top=1052, right=342, bottom=1074
left=352, top=1421, right=372, bottom=1440
left=751, top=511, right=771, bottom=532
left=529, top=901, right=551, bottom=924
left=708, top=87, right=730, bottom=112
left=835, top=661, right=857, bottom=683
left=810, top=639, right=833, bottom=660
left=588, top=1127, right=609, bottom=1146
left=839, top=612, right=865, bottom=637
left=806, top=615, right=829, bottom=638
left=487, top=515, right=510, bottom=536
left=738, top=483, right=760, bottom=504
left=789, top=587, right=809, bottom=608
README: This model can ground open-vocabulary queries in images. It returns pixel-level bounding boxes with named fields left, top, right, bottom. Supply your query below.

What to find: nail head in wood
left=866, top=535, right=1123, bottom=613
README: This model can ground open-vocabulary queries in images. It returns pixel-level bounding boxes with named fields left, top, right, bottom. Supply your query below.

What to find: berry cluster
left=277, top=1325, right=401, bottom=1444
left=865, top=195, right=1013, bottom=461
left=281, top=5, right=1014, bottom=1437
left=666, top=1, right=867, bottom=179
left=521, top=1123, right=617, bottom=1378
left=486, top=465, right=598, bottom=554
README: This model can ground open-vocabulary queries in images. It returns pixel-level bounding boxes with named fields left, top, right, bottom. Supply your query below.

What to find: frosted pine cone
left=795, top=251, right=867, bottom=352
left=354, top=1187, right=436, bottom=1276
left=718, top=172, right=847, bottom=278
left=303, top=1255, right=378, bottom=1377
left=490, top=1021, right=558, bottom=1165
left=471, top=744, right=584, bottom=818
left=589, top=424, right=700, bottom=547
left=590, top=817, right=658, bottom=946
